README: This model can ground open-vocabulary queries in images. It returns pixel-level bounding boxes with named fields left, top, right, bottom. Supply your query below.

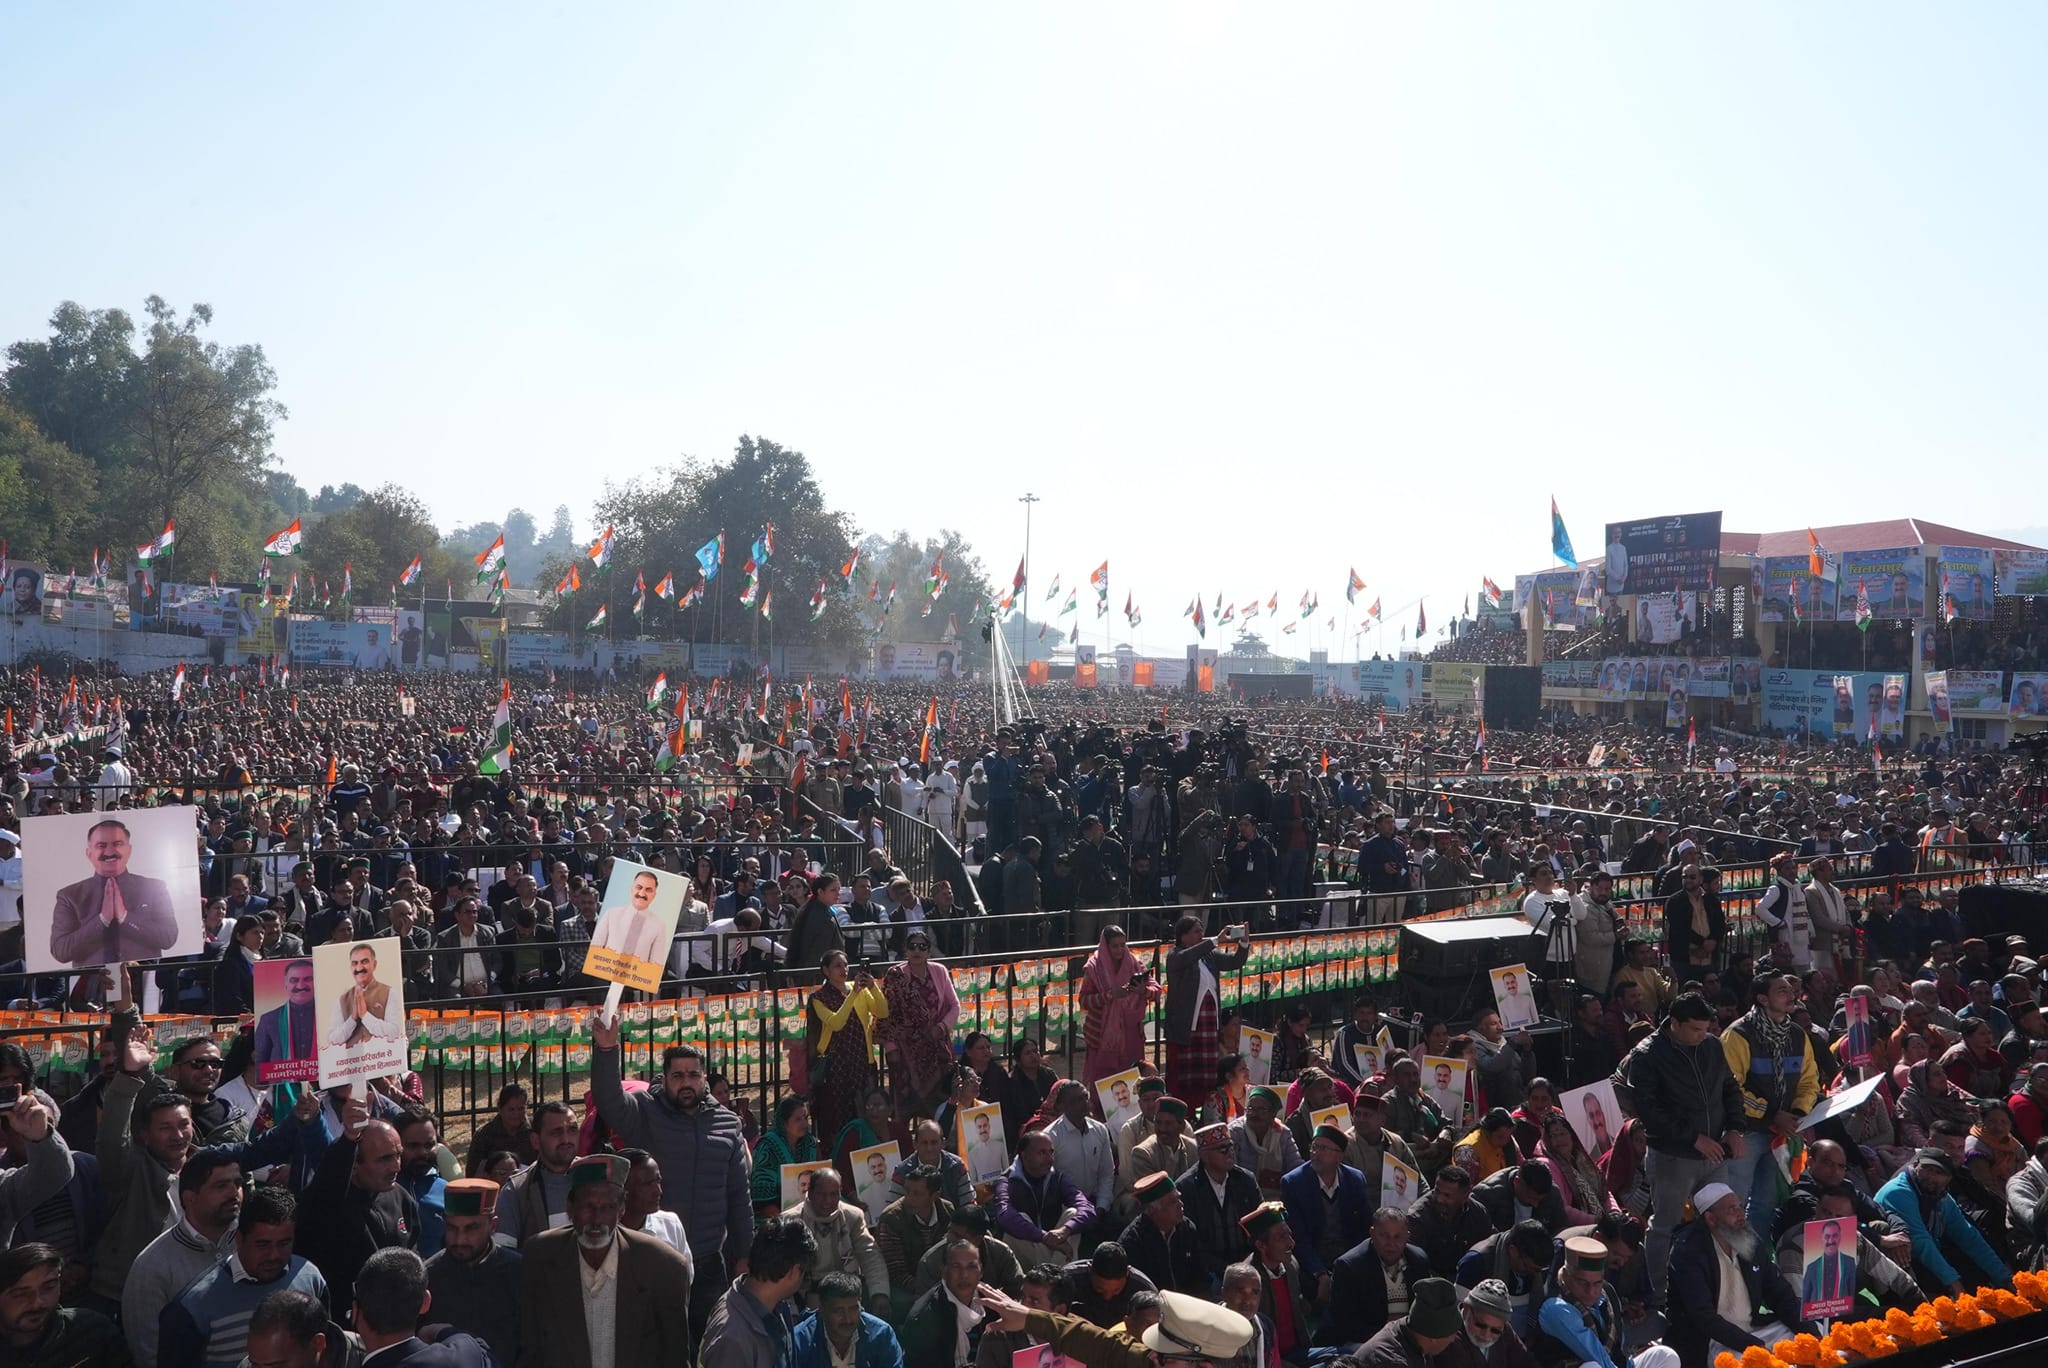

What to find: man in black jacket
left=1176, top=1124, right=1261, bottom=1286
left=1118, top=1171, right=1205, bottom=1295
left=1619, top=991, right=1746, bottom=1307
left=294, top=1113, right=418, bottom=1315
left=1471, top=1163, right=1567, bottom=1236
left=1317, top=1205, right=1430, bottom=1352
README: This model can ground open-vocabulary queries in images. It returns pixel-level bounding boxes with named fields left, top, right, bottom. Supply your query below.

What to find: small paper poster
left=1016, top=1349, right=1077, bottom=1368
left=1559, top=1079, right=1620, bottom=1159
left=780, top=1161, right=837, bottom=1212
left=1841, top=994, right=1875, bottom=1068
left=1241, top=1027, right=1276, bottom=1086
left=1309, top=1104, right=1351, bottom=1136
left=1350, top=1044, right=1384, bottom=1081
left=1422, top=1055, right=1466, bottom=1124
left=1489, top=963, right=1540, bottom=1030
left=1381, top=1152, right=1420, bottom=1211
left=958, top=1101, right=1010, bottom=1182
left=315, top=936, right=408, bottom=1089
left=1799, top=1217, right=1857, bottom=1320
left=1096, top=1067, right=1144, bottom=1140
left=252, top=956, right=321, bottom=1084
left=849, top=1140, right=903, bottom=1224
left=583, top=858, right=687, bottom=994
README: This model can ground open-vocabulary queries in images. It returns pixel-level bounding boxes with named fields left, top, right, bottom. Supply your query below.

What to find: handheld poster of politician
left=314, top=936, right=407, bottom=1087
left=584, top=858, right=686, bottom=994
left=21, top=808, right=203, bottom=974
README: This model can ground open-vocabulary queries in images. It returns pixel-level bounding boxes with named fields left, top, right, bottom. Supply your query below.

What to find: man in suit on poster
left=254, top=958, right=319, bottom=1072
left=49, top=818, right=180, bottom=967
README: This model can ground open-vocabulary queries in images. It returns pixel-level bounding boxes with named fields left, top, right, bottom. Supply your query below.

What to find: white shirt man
left=1043, top=1108, right=1116, bottom=1213
left=592, top=870, right=669, bottom=966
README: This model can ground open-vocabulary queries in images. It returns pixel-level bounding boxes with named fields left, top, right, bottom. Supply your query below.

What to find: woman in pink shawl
left=1079, top=925, right=1161, bottom=1094
left=879, top=926, right=961, bottom=1122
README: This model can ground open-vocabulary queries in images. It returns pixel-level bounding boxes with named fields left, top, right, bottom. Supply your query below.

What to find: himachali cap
left=1134, top=1171, right=1178, bottom=1206
left=1155, top=1097, right=1189, bottom=1120
left=1563, top=1236, right=1608, bottom=1272
left=1195, top=1123, right=1231, bottom=1152
left=1238, top=1201, right=1288, bottom=1240
left=1246, top=1086, right=1282, bottom=1110
left=1312, top=1124, right=1349, bottom=1151
left=443, top=1178, right=498, bottom=1217
left=1136, top=1077, right=1168, bottom=1097
left=569, top=1154, right=631, bottom=1191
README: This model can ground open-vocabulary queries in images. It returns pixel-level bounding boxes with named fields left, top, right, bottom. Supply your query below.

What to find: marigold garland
left=1721, top=1280, right=2048, bottom=1368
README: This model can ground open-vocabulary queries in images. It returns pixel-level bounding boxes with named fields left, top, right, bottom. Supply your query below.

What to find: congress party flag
left=398, top=555, right=421, bottom=587
left=266, top=519, right=305, bottom=558
left=1347, top=569, right=1365, bottom=604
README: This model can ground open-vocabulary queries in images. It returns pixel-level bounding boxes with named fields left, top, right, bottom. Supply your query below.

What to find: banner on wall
left=1663, top=676, right=1689, bottom=729
left=873, top=641, right=962, bottom=682
left=290, top=619, right=401, bottom=669
left=1690, top=657, right=1731, bottom=698
left=1355, top=660, right=1420, bottom=709
left=1835, top=548, right=1924, bottom=621
left=1541, top=660, right=1603, bottom=690
left=1632, top=593, right=1697, bottom=645
left=1601, top=511, right=1722, bottom=596
left=1513, top=570, right=1592, bottom=629
left=1423, top=662, right=1485, bottom=709
left=1935, top=547, right=1997, bottom=621
left=1880, top=675, right=1907, bottom=740
left=2010, top=673, right=2048, bottom=718
left=1759, top=556, right=1840, bottom=623
left=1945, top=671, right=2007, bottom=714
left=1761, top=670, right=1895, bottom=740
left=1995, top=549, right=2048, bottom=597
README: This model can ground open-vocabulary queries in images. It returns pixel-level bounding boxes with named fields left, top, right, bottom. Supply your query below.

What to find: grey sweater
left=593, top=1046, right=754, bottom=1268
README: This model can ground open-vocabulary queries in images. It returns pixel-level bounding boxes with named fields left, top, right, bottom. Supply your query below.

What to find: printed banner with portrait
left=1799, top=1217, right=1857, bottom=1321
left=1834, top=548, right=1924, bottom=621
left=1489, top=965, right=1539, bottom=1030
left=1995, top=549, right=2048, bottom=597
left=21, top=807, right=203, bottom=974
left=1759, top=557, right=1840, bottom=624
left=1945, top=671, right=2007, bottom=715
left=1935, top=547, right=1996, bottom=621
left=314, top=936, right=407, bottom=1088
left=252, top=956, right=321, bottom=1083
left=1559, top=1079, right=1620, bottom=1160
left=958, top=1102, right=1009, bottom=1182
left=1925, top=671, right=1953, bottom=732
left=584, top=859, right=686, bottom=994
left=849, top=1140, right=903, bottom=1224
left=1601, top=512, right=1722, bottom=596
left=1095, top=1067, right=1145, bottom=1141
left=2010, top=673, right=2048, bottom=718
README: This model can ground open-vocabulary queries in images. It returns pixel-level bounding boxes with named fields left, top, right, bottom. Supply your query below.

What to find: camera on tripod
left=2007, top=734, right=2048, bottom=771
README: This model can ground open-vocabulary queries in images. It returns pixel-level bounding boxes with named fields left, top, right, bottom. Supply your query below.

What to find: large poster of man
left=1996, top=549, right=2048, bottom=598
left=1489, top=965, right=1539, bottom=1030
left=252, top=956, right=321, bottom=1083
left=2010, top=673, right=2048, bottom=718
left=315, top=936, right=406, bottom=1087
left=958, top=1101, right=1009, bottom=1182
left=1759, top=557, right=1839, bottom=623
left=1925, top=671, right=1953, bottom=732
left=1936, top=548, right=1996, bottom=622
left=585, top=859, right=686, bottom=994
left=21, top=808, right=201, bottom=973
left=1835, top=549, right=1924, bottom=621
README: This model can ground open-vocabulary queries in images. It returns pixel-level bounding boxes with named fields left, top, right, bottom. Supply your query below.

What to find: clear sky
left=5, top=5, right=2046, bottom=658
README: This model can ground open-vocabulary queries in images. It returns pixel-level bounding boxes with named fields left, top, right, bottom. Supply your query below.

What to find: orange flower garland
left=1708, top=1279, right=2048, bottom=1368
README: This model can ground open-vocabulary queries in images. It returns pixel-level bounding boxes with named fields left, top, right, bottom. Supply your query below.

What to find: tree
left=302, top=484, right=455, bottom=612
left=310, top=483, right=366, bottom=516
left=0, top=404, right=99, bottom=566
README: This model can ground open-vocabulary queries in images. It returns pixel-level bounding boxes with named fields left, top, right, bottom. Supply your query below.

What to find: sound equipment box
left=1960, top=881, right=2048, bottom=942
left=1481, top=666, right=1542, bottom=731
left=1398, top=915, right=1548, bottom=1023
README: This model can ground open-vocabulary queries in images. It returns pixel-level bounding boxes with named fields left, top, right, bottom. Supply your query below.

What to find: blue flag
left=1550, top=497, right=1577, bottom=568
left=695, top=534, right=724, bottom=581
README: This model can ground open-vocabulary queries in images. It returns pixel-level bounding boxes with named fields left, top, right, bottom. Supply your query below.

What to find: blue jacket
left=1278, top=1160, right=1373, bottom=1278
left=1874, top=1168, right=2009, bottom=1290
left=790, top=1309, right=906, bottom=1368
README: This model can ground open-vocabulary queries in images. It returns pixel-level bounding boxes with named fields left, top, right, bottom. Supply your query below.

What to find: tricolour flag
left=1416, top=600, right=1427, bottom=636
left=265, top=519, right=304, bottom=557
left=1060, top=590, right=1077, bottom=615
left=1482, top=578, right=1503, bottom=608
left=399, top=555, right=422, bottom=586
left=647, top=672, right=668, bottom=709
left=654, top=572, right=675, bottom=601
left=588, top=526, right=616, bottom=569
left=1855, top=580, right=1872, bottom=631
left=760, top=590, right=774, bottom=621
left=809, top=580, right=828, bottom=620
left=472, top=531, right=504, bottom=582
left=1808, top=529, right=1838, bottom=582
left=555, top=564, right=580, bottom=595
left=1193, top=598, right=1206, bottom=638
left=1045, top=573, right=1063, bottom=602
left=839, top=547, right=861, bottom=581
left=170, top=663, right=187, bottom=701
left=1347, top=569, right=1365, bottom=604
left=1010, top=556, right=1026, bottom=594
left=341, top=561, right=353, bottom=603
left=587, top=603, right=608, bottom=630
left=153, top=520, right=177, bottom=556
left=477, top=680, right=513, bottom=775
left=1550, top=497, right=1576, bottom=568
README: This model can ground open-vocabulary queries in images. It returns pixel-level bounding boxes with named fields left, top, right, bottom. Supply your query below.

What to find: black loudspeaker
left=1398, top=915, right=1544, bottom=977
left=1959, top=882, right=2048, bottom=941
left=1482, top=666, right=1543, bottom=730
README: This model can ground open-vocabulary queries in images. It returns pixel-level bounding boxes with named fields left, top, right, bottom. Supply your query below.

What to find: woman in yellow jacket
left=807, top=947, right=890, bottom=1152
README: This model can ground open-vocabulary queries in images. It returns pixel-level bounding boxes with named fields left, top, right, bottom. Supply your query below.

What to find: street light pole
left=1018, top=492, right=1039, bottom=665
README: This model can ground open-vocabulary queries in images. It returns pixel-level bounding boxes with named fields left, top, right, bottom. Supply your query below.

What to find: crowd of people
left=0, top=660, right=2042, bottom=1366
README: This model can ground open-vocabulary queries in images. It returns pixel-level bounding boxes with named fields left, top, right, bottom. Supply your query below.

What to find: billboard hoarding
left=1600, top=512, right=1722, bottom=596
